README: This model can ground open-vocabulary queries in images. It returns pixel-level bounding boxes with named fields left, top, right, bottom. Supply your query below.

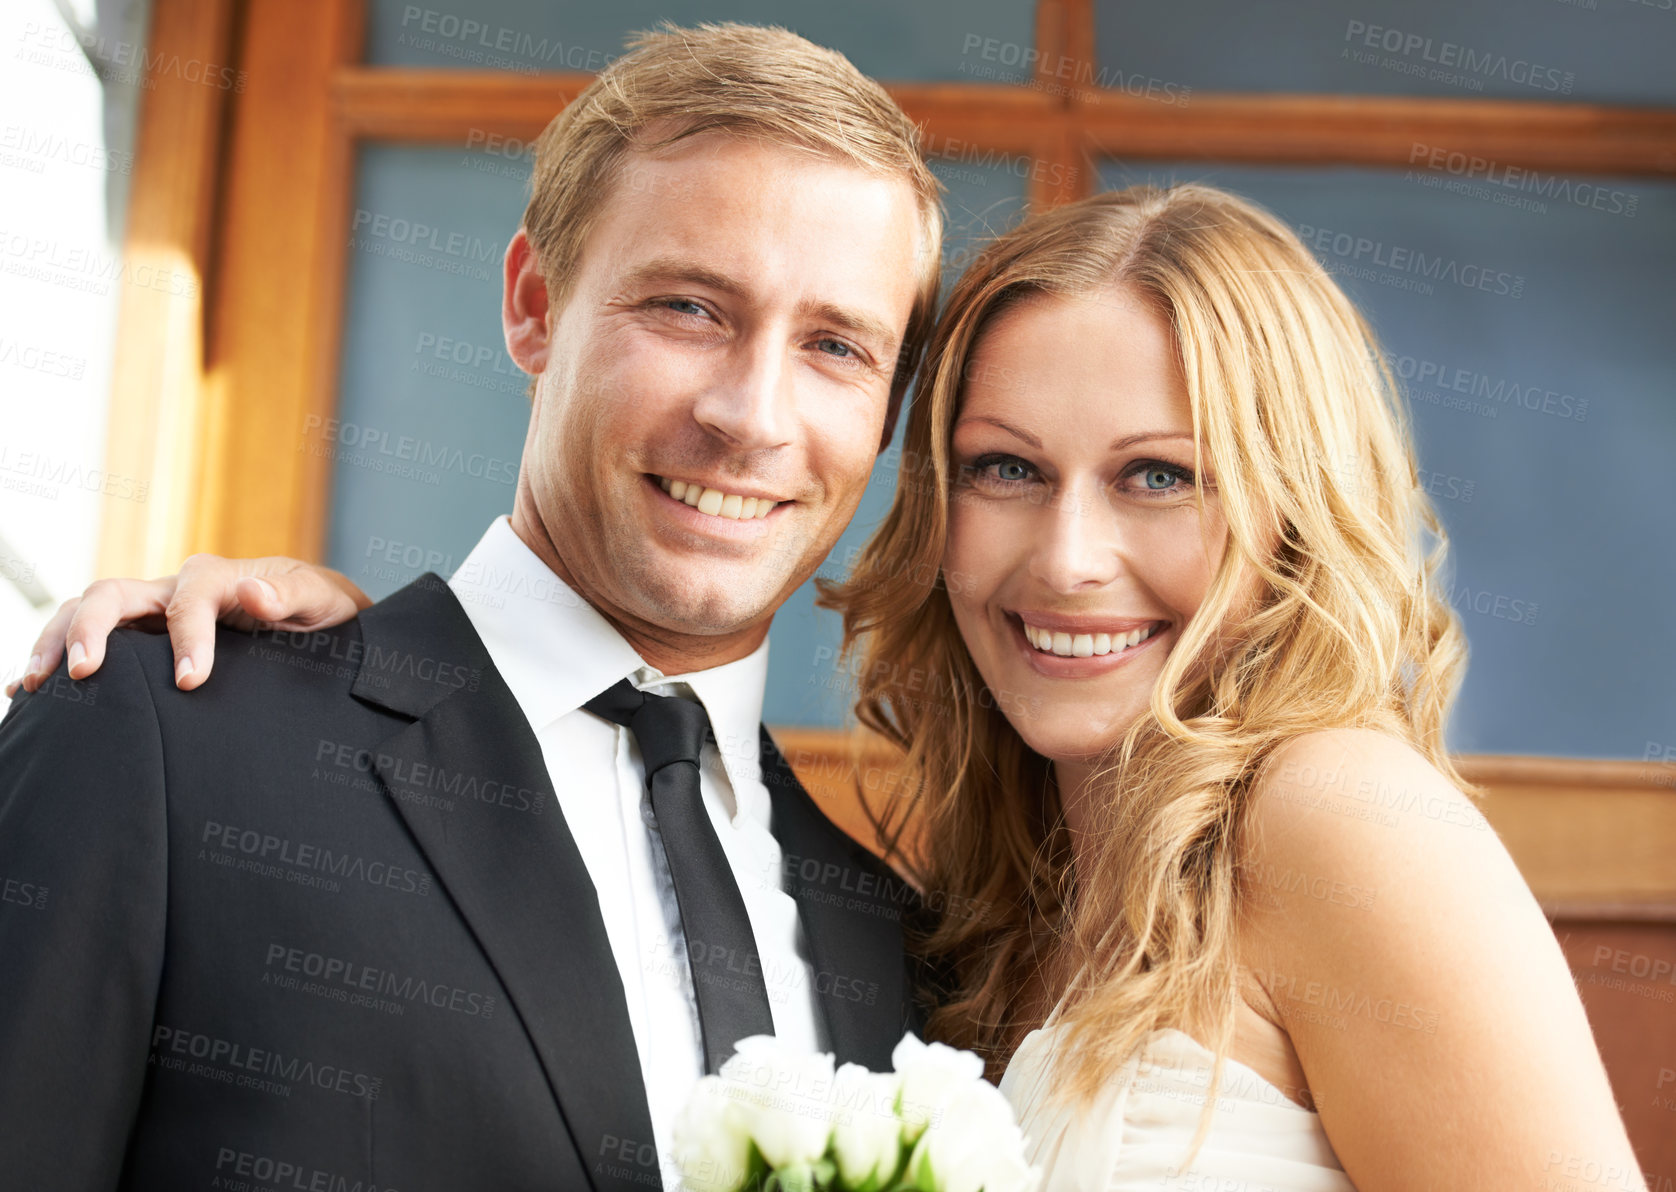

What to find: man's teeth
left=1021, top=622, right=1158, bottom=658
left=658, top=476, right=775, bottom=520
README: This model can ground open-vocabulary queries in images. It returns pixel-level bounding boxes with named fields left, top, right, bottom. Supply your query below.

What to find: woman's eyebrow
left=1110, top=431, right=1194, bottom=451
left=954, top=417, right=1195, bottom=454
left=954, top=415, right=1040, bottom=448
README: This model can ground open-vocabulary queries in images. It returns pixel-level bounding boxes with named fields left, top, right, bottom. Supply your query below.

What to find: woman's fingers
left=7, top=598, right=78, bottom=696
left=7, top=555, right=377, bottom=699
left=14, top=578, right=177, bottom=693
left=231, top=563, right=371, bottom=630
left=161, top=556, right=241, bottom=690
left=164, top=557, right=373, bottom=689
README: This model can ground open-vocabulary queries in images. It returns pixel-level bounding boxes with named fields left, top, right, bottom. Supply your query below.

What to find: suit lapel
left=353, top=577, right=656, bottom=1192
left=759, top=728, right=909, bottom=1072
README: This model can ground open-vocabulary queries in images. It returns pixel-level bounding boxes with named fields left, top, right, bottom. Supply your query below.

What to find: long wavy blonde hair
left=818, top=184, right=1473, bottom=1103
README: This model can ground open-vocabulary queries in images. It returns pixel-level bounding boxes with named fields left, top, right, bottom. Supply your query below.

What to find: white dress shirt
left=446, top=517, right=825, bottom=1186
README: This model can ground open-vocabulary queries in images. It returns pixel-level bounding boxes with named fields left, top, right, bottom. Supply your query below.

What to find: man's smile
left=653, top=474, right=783, bottom=520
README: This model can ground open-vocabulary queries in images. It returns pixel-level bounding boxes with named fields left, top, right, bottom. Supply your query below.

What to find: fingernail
left=176, top=656, right=195, bottom=685
left=252, top=578, right=277, bottom=602
left=67, top=641, right=85, bottom=675
left=27, top=653, right=41, bottom=677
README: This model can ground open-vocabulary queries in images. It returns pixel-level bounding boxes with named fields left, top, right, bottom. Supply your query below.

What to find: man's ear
left=503, top=228, right=552, bottom=374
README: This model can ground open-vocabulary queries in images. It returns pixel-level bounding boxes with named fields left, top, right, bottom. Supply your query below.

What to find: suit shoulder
left=0, top=629, right=167, bottom=854
left=1, top=628, right=164, bottom=744
left=205, top=621, right=369, bottom=694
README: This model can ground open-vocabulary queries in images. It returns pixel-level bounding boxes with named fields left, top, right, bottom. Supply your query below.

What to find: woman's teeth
left=1021, top=621, right=1158, bottom=658
left=658, top=476, right=776, bottom=520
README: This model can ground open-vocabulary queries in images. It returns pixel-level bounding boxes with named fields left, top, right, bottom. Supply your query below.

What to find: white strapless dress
left=999, top=1022, right=1355, bottom=1191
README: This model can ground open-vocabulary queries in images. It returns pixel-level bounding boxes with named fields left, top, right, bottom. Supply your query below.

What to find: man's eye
left=660, top=298, right=708, bottom=317
left=814, top=337, right=854, bottom=359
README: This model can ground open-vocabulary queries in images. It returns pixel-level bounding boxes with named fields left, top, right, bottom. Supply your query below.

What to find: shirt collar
left=447, top=517, right=770, bottom=818
left=641, top=638, right=770, bottom=817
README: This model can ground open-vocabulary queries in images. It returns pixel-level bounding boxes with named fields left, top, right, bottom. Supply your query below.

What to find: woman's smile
left=1008, top=611, right=1170, bottom=677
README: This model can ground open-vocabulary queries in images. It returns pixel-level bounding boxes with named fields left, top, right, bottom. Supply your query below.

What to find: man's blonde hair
left=522, top=22, right=945, bottom=445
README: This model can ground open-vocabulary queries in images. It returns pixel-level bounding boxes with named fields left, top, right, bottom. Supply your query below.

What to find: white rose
left=672, top=1075, right=752, bottom=1192
left=719, top=1035, right=838, bottom=1170
left=830, top=1062, right=906, bottom=1187
left=913, top=1078, right=1039, bottom=1192
left=891, top=1032, right=985, bottom=1142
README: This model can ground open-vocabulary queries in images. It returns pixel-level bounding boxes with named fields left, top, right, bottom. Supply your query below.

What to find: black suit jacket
left=0, top=575, right=922, bottom=1191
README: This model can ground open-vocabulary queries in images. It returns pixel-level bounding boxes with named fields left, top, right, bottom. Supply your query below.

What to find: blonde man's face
left=517, top=135, right=923, bottom=647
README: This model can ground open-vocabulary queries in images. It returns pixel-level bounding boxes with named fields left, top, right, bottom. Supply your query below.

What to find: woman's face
left=943, top=286, right=1229, bottom=768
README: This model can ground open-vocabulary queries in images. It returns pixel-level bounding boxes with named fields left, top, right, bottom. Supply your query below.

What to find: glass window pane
left=365, top=0, right=1034, bottom=83
left=1093, top=0, right=1676, bottom=104
left=327, top=145, right=529, bottom=596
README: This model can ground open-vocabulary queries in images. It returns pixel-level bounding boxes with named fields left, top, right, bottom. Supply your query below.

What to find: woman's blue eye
left=960, top=453, right=1036, bottom=487
left=1127, top=460, right=1194, bottom=495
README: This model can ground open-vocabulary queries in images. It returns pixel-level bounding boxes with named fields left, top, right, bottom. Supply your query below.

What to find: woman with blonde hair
left=816, top=182, right=1641, bottom=1187
left=25, top=184, right=1642, bottom=1188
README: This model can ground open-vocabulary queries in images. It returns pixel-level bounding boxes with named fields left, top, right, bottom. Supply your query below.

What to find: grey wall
left=325, top=0, right=1675, bottom=758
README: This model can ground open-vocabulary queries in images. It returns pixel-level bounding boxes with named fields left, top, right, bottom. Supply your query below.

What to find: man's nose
left=691, top=336, right=795, bottom=451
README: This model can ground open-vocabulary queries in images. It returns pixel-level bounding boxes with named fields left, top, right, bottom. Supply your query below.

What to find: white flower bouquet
left=674, top=1033, right=1040, bottom=1192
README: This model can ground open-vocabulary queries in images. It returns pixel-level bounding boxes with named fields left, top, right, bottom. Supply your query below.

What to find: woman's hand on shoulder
left=9, top=554, right=372, bottom=696
left=1240, top=728, right=1642, bottom=1191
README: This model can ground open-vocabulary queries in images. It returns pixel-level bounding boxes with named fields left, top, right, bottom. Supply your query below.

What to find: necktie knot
left=584, top=678, right=710, bottom=777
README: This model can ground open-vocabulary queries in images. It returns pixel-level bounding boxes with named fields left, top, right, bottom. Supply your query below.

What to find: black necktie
left=584, top=678, right=776, bottom=1073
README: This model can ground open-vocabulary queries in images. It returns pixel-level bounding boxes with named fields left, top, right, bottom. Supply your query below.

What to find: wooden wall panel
left=1464, top=757, right=1676, bottom=911
left=1556, top=922, right=1676, bottom=1186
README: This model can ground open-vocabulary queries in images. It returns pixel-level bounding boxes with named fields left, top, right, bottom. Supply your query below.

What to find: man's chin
left=620, top=563, right=789, bottom=639
left=588, top=505, right=817, bottom=639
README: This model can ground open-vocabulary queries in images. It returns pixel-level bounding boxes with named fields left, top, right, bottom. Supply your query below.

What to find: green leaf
left=764, top=1160, right=834, bottom=1192
left=909, top=1139, right=938, bottom=1192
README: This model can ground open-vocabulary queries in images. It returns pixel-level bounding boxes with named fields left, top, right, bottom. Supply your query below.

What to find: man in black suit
left=0, top=23, right=945, bottom=1191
